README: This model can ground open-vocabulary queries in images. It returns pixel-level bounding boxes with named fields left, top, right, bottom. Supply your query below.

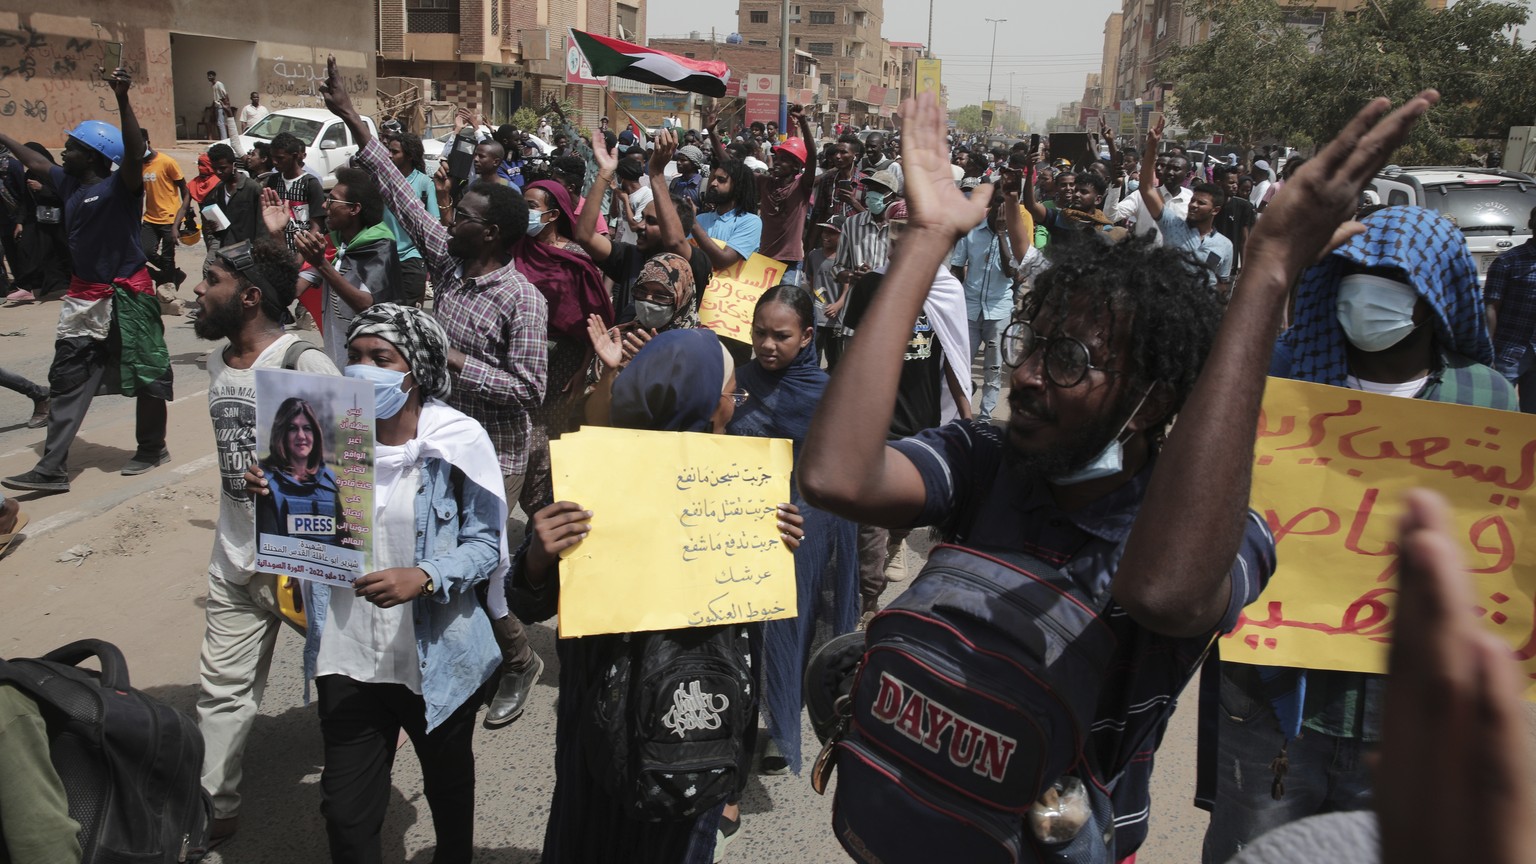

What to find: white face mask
left=1336, top=274, right=1420, bottom=353
left=1052, top=387, right=1152, bottom=486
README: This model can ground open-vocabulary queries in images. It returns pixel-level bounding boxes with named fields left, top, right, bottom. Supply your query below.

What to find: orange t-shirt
left=141, top=152, right=186, bottom=225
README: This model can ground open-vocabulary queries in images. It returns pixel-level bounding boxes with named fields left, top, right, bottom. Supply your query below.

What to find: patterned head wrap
left=345, top=303, right=453, bottom=401
left=637, top=252, right=700, bottom=330
left=1278, top=206, right=1491, bottom=387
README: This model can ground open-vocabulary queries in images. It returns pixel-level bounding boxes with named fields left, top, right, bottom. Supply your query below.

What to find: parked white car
left=222, top=108, right=379, bottom=189
left=421, top=131, right=556, bottom=178
left=1368, top=166, right=1536, bottom=285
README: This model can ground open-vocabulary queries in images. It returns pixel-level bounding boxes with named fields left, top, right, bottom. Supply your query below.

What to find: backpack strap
left=280, top=339, right=321, bottom=371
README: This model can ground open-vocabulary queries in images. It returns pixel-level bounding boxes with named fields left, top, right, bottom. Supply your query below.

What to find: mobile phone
left=1029, top=134, right=1041, bottom=158
left=101, top=42, right=123, bottom=80
left=836, top=179, right=853, bottom=191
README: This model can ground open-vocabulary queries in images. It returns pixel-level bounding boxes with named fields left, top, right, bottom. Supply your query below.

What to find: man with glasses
left=320, top=58, right=549, bottom=728
left=289, top=167, right=399, bottom=367
left=801, top=88, right=1438, bottom=859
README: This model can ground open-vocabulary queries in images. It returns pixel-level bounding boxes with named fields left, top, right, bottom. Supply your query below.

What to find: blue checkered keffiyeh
left=1276, top=206, right=1492, bottom=386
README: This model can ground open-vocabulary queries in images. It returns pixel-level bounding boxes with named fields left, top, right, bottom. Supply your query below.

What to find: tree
left=1162, top=0, right=1534, bottom=162
left=950, top=104, right=985, bottom=133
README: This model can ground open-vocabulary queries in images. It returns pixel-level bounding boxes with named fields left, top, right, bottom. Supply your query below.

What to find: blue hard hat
left=65, top=120, right=125, bottom=166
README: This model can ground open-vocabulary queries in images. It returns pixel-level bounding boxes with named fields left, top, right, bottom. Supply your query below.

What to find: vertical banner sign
left=1118, top=100, right=1138, bottom=138
left=745, top=73, right=781, bottom=126
left=915, top=59, right=942, bottom=98
left=1232, top=377, right=1536, bottom=701
left=253, top=369, right=376, bottom=586
left=565, top=34, right=609, bottom=86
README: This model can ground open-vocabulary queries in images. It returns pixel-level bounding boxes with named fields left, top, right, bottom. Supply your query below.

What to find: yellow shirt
left=141, top=152, right=185, bottom=225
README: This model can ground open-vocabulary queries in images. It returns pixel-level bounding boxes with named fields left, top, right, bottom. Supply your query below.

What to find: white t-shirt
left=207, top=334, right=339, bottom=584
left=1345, top=374, right=1427, bottom=399
left=1112, top=185, right=1191, bottom=244
left=239, top=103, right=270, bottom=131
left=316, top=456, right=422, bottom=692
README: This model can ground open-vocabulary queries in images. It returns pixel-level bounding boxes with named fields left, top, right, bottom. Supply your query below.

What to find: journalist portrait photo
left=256, top=397, right=342, bottom=544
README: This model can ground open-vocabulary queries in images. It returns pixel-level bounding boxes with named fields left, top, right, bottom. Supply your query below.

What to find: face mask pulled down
left=346, top=364, right=414, bottom=419
left=1336, top=274, right=1420, bottom=353
left=1051, top=386, right=1153, bottom=486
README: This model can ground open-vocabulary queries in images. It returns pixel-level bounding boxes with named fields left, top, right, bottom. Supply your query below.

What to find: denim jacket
left=303, top=455, right=501, bottom=731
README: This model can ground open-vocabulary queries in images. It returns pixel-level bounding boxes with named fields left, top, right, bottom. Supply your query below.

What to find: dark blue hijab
left=611, top=329, right=727, bottom=432
left=727, top=340, right=825, bottom=460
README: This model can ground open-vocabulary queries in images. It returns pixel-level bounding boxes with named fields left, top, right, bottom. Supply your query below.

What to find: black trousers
left=36, top=341, right=167, bottom=478
left=139, top=222, right=184, bottom=288
left=316, top=674, right=480, bottom=864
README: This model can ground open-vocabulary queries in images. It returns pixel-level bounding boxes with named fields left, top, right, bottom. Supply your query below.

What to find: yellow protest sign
left=1231, top=377, right=1536, bottom=697
left=548, top=428, right=797, bottom=638
left=698, top=247, right=788, bottom=344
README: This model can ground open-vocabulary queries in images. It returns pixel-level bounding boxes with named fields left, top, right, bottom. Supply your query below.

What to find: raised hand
left=106, top=67, right=131, bottom=99
left=621, top=327, right=655, bottom=363
left=587, top=313, right=623, bottom=369
left=650, top=128, right=678, bottom=176
left=899, top=92, right=987, bottom=241
left=318, top=56, right=357, bottom=121
left=294, top=228, right=330, bottom=268
left=1249, top=90, right=1438, bottom=276
left=259, top=186, right=290, bottom=238
left=593, top=136, right=620, bottom=173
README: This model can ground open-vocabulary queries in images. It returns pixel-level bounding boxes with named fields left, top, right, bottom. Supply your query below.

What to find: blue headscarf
left=727, top=335, right=859, bottom=775
left=610, top=329, right=728, bottom=432
left=1276, top=206, right=1492, bottom=385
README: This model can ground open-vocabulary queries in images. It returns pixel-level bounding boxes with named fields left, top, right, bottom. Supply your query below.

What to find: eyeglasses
left=1001, top=320, right=1121, bottom=388
left=453, top=208, right=486, bottom=226
left=633, top=289, right=674, bottom=306
left=723, top=388, right=750, bottom=407
left=324, top=196, right=357, bottom=208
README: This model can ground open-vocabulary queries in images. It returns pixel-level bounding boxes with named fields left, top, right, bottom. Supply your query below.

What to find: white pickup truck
left=222, top=108, right=378, bottom=189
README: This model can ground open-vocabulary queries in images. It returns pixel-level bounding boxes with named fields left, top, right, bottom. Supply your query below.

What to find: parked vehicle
left=222, top=108, right=379, bottom=190
left=1368, top=166, right=1536, bottom=284
left=422, top=131, right=554, bottom=178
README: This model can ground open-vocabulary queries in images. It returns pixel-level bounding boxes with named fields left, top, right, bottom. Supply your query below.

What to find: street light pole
left=984, top=17, right=1006, bottom=104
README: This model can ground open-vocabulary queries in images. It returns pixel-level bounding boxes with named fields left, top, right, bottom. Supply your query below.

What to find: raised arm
left=109, top=69, right=144, bottom=195
left=1111, top=90, right=1440, bottom=638
left=648, top=130, right=692, bottom=259
left=575, top=139, right=618, bottom=263
left=791, top=105, right=817, bottom=197
left=692, top=219, right=745, bottom=271
left=799, top=92, right=991, bottom=525
left=1020, top=153, right=1046, bottom=224
left=1137, top=119, right=1165, bottom=222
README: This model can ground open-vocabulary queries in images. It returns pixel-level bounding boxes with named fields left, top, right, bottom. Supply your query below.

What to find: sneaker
left=4, top=288, right=34, bottom=303
left=884, top=541, right=909, bottom=583
left=712, top=812, right=741, bottom=863
left=26, top=396, right=49, bottom=428
left=760, top=738, right=790, bottom=776
left=121, top=449, right=171, bottom=476
left=2, top=469, right=69, bottom=493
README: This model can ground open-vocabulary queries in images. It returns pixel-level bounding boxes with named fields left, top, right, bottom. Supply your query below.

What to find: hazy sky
left=647, top=0, right=1534, bottom=128
left=647, top=0, right=1121, bottom=127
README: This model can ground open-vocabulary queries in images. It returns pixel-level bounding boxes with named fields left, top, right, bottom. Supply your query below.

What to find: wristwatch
left=420, top=575, right=437, bottom=596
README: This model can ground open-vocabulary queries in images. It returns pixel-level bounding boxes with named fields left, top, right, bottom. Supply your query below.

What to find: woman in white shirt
left=246, top=304, right=506, bottom=864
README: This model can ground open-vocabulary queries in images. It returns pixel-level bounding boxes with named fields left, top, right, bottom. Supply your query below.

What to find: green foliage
left=510, top=107, right=540, bottom=133
left=1162, top=0, right=1533, bottom=160
left=951, top=104, right=985, bottom=133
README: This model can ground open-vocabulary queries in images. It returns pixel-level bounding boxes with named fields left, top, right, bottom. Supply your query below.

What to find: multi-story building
left=0, top=0, right=376, bottom=145
left=736, top=0, right=891, bottom=127
left=1097, top=13, right=1122, bottom=113
left=889, top=40, right=924, bottom=102
left=375, top=0, right=648, bottom=131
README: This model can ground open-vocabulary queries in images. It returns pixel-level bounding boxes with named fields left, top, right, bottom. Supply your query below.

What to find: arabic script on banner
left=697, top=244, right=786, bottom=344
left=1232, top=377, right=1536, bottom=698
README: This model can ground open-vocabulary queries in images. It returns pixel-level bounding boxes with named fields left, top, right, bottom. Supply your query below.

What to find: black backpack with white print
left=581, top=624, right=755, bottom=821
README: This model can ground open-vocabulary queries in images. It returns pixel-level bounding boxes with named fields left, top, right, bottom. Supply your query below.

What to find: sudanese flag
left=570, top=28, right=731, bottom=97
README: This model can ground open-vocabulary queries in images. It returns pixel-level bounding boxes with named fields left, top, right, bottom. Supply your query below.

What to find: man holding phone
left=808, top=134, right=864, bottom=251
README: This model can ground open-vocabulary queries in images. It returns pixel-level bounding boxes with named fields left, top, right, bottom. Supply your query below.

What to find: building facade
left=0, top=2, right=375, bottom=146
left=375, top=0, right=648, bottom=132
left=736, top=0, right=893, bottom=127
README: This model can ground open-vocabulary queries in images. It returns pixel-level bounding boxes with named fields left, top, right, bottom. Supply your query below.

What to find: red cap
left=772, top=136, right=808, bottom=165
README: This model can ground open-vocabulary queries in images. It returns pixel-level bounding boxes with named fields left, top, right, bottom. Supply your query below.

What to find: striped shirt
left=357, top=137, right=547, bottom=475
left=832, top=210, right=890, bottom=274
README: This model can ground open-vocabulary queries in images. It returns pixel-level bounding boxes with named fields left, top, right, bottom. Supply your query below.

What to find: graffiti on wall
left=0, top=24, right=175, bottom=143
left=259, top=57, right=369, bottom=111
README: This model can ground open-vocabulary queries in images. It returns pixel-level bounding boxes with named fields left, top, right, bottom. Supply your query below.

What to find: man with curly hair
left=802, top=87, right=1439, bottom=860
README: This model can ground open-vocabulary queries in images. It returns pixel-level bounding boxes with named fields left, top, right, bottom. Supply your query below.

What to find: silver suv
left=1367, top=166, right=1536, bottom=284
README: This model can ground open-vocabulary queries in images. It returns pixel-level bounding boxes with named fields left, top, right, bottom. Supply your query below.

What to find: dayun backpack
left=809, top=544, right=1135, bottom=864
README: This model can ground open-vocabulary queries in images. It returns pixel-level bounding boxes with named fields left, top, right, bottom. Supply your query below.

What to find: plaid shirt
left=1485, top=239, right=1536, bottom=378
left=357, top=138, right=547, bottom=475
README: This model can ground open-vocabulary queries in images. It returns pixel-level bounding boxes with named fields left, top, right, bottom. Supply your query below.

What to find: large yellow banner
left=698, top=250, right=787, bottom=344
left=1232, top=377, right=1536, bottom=697
left=549, top=428, right=797, bottom=638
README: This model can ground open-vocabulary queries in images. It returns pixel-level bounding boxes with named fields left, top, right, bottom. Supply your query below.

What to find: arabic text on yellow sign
left=698, top=248, right=787, bottom=344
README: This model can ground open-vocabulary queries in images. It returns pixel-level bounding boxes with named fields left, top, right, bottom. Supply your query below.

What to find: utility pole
left=780, top=0, right=790, bottom=134
left=984, top=18, right=1006, bottom=104
left=927, top=0, right=934, bottom=59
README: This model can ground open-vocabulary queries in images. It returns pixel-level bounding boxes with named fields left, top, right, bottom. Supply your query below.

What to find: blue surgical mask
left=864, top=191, right=889, bottom=216
left=1336, top=274, right=1419, bottom=352
left=527, top=208, right=549, bottom=237
left=345, top=364, right=413, bottom=419
left=1052, top=387, right=1152, bottom=486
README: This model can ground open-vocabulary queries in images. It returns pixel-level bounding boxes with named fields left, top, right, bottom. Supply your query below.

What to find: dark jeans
left=316, top=675, right=480, bottom=864
left=857, top=523, right=909, bottom=613
left=140, top=221, right=184, bottom=287
left=0, top=366, right=46, bottom=402
left=1199, top=666, right=1374, bottom=863
left=816, top=325, right=843, bottom=371
left=36, top=347, right=167, bottom=478
left=398, top=257, right=428, bottom=308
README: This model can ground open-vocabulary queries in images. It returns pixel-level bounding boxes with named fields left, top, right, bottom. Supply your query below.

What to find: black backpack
left=813, top=545, right=1127, bottom=864
left=580, top=624, right=754, bottom=821
left=0, top=639, right=212, bottom=863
